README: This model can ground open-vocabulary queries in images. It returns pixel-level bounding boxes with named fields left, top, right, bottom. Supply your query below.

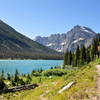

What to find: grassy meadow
left=0, top=59, right=99, bottom=100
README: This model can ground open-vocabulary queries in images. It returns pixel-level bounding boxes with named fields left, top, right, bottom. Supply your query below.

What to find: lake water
left=0, top=60, right=63, bottom=75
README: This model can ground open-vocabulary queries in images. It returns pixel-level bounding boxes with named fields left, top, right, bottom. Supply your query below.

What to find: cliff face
left=35, top=25, right=96, bottom=52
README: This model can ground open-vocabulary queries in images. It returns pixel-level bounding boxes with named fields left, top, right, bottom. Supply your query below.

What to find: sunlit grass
left=0, top=60, right=99, bottom=100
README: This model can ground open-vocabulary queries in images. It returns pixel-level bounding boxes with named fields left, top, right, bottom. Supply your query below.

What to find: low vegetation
left=0, top=60, right=98, bottom=100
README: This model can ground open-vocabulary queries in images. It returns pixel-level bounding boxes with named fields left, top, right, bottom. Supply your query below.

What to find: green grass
left=0, top=60, right=99, bottom=100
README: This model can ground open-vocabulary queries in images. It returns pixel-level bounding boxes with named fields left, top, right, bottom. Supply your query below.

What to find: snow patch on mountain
left=60, top=42, right=66, bottom=46
left=46, top=43, right=55, bottom=47
left=82, top=29, right=93, bottom=33
left=56, top=49, right=62, bottom=52
left=72, top=38, right=84, bottom=44
left=80, top=26, right=93, bottom=33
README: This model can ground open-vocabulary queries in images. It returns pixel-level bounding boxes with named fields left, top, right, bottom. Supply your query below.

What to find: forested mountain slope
left=0, top=20, right=62, bottom=59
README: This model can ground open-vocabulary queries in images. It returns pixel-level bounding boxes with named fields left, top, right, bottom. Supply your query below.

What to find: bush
left=0, top=78, right=6, bottom=90
left=32, top=72, right=41, bottom=76
left=19, top=79, right=25, bottom=85
left=7, top=73, right=11, bottom=81
left=11, top=79, right=16, bottom=86
left=42, top=69, right=67, bottom=76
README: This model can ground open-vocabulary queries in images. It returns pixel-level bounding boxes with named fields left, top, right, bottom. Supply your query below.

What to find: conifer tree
left=26, top=74, right=32, bottom=84
left=7, top=73, right=11, bottom=81
left=72, top=53, right=76, bottom=67
left=86, top=49, right=91, bottom=63
left=1, top=70, right=5, bottom=80
left=68, top=51, right=72, bottom=65
left=91, top=45, right=95, bottom=61
left=80, top=45, right=86, bottom=64
left=75, top=45, right=80, bottom=66
left=63, top=51, right=68, bottom=66
left=93, top=39, right=98, bottom=56
left=14, top=69, right=19, bottom=85
left=0, top=77, right=6, bottom=90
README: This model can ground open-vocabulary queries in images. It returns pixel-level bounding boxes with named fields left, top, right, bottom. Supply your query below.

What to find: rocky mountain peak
left=69, top=25, right=95, bottom=34
left=35, top=25, right=96, bottom=52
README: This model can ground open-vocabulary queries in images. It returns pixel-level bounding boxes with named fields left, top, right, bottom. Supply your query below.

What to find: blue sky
left=0, top=0, right=100, bottom=38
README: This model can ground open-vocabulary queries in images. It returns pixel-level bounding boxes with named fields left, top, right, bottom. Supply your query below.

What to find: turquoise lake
left=0, top=60, right=63, bottom=74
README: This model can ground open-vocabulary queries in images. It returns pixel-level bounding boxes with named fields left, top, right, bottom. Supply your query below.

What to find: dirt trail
left=39, top=96, right=47, bottom=100
left=96, top=65, right=100, bottom=100
left=38, top=65, right=100, bottom=100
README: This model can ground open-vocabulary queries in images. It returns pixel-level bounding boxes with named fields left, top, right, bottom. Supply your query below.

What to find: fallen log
left=58, top=81, right=76, bottom=93
left=0, top=84, right=38, bottom=94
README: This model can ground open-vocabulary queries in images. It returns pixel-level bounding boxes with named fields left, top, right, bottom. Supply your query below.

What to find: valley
left=0, top=0, right=99, bottom=99
left=0, top=20, right=100, bottom=100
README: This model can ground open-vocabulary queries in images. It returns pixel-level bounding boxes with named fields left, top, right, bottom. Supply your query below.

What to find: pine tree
left=75, top=45, right=80, bottom=66
left=91, top=45, right=95, bottom=61
left=7, top=73, right=11, bottom=81
left=68, top=51, right=72, bottom=65
left=1, top=70, right=5, bottom=80
left=86, top=49, right=91, bottom=63
left=72, top=53, right=76, bottom=67
left=0, top=77, right=6, bottom=90
left=93, top=39, right=98, bottom=56
left=19, top=79, right=25, bottom=85
left=80, top=45, right=86, bottom=64
left=14, top=69, right=19, bottom=85
left=63, top=51, right=68, bottom=66
left=26, top=74, right=32, bottom=84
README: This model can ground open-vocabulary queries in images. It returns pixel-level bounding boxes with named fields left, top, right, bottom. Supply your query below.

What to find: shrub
left=11, top=79, right=16, bottom=86
left=7, top=73, right=11, bottom=81
left=32, top=72, right=41, bottom=76
left=19, top=79, right=25, bottom=85
left=0, top=78, right=6, bottom=90
left=42, top=69, right=67, bottom=76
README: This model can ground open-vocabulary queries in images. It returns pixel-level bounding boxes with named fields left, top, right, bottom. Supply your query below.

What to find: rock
left=35, top=25, right=96, bottom=52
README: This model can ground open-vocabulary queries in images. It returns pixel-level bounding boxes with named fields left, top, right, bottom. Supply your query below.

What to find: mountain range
left=0, top=20, right=62, bottom=59
left=35, top=25, right=96, bottom=52
left=0, top=19, right=98, bottom=59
